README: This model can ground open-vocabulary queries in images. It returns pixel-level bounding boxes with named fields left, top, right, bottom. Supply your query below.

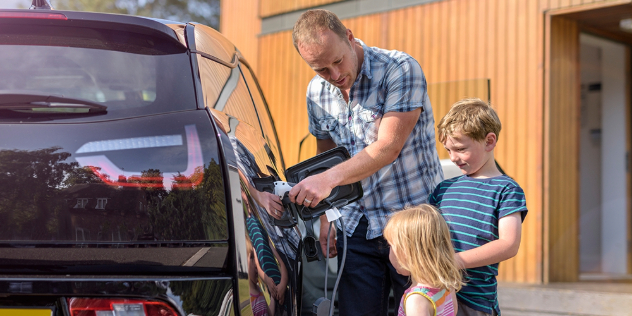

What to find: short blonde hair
left=292, top=9, right=348, bottom=52
left=437, top=98, right=501, bottom=144
left=384, top=205, right=463, bottom=291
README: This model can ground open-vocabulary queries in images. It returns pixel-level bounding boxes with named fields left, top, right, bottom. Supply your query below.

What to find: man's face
left=297, top=29, right=359, bottom=90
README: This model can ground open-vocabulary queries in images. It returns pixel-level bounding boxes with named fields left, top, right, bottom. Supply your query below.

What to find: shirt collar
left=355, top=38, right=373, bottom=81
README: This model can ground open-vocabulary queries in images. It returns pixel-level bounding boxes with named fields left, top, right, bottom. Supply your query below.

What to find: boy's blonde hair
left=292, top=9, right=349, bottom=52
left=384, top=205, right=463, bottom=291
left=437, top=98, right=501, bottom=144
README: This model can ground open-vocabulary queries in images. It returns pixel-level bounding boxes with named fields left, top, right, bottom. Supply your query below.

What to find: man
left=288, top=9, right=443, bottom=316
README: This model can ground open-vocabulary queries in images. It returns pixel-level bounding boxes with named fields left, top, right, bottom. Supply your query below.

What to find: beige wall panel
left=546, top=16, right=579, bottom=282
left=257, top=0, right=545, bottom=283
left=547, top=0, right=622, bottom=10
left=260, top=0, right=345, bottom=18
left=220, top=0, right=260, bottom=71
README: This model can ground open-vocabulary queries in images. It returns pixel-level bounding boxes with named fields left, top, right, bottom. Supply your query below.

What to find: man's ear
left=346, top=29, right=354, bottom=43
left=485, top=132, right=497, bottom=151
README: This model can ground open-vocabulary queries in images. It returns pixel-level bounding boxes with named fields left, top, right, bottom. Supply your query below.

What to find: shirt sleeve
left=498, top=183, right=528, bottom=222
left=427, top=182, right=441, bottom=206
left=383, top=57, right=427, bottom=113
left=307, top=96, right=331, bottom=140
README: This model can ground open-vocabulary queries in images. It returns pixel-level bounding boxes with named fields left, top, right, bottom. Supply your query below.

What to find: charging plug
left=312, top=297, right=331, bottom=316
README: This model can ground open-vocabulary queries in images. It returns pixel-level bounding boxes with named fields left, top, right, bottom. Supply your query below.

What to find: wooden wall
left=260, top=0, right=344, bottom=18
left=256, top=0, right=544, bottom=283
left=220, top=0, right=260, bottom=71
left=545, top=16, right=580, bottom=282
left=220, top=0, right=632, bottom=283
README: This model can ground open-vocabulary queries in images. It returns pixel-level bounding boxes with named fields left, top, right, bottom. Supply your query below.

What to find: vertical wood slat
left=527, top=0, right=544, bottom=284
left=220, top=0, right=260, bottom=71
left=627, top=46, right=632, bottom=275
left=547, top=16, right=580, bottom=282
left=259, top=0, right=345, bottom=18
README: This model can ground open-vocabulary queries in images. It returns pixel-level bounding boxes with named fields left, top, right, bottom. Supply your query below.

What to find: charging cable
left=313, top=205, right=346, bottom=316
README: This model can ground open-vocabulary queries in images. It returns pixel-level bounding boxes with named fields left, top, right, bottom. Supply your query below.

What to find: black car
left=0, top=3, right=364, bottom=316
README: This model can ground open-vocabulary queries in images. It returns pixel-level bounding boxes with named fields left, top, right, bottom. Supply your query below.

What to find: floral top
left=398, top=285, right=454, bottom=316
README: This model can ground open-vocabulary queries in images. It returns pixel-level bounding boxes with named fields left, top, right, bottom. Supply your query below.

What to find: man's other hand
left=320, top=219, right=337, bottom=258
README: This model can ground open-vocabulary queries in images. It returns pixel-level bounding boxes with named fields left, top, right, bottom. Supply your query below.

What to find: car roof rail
left=30, top=0, right=53, bottom=10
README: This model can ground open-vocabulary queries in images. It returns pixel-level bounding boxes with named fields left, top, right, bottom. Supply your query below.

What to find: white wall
left=580, top=33, right=628, bottom=275
left=579, top=42, right=602, bottom=273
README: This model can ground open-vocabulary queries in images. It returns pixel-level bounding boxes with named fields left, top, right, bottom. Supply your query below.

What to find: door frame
left=544, top=0, right=632, bottom=282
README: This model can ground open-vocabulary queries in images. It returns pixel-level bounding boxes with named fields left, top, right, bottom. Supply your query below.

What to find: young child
left=430, top=98, right=528, bottom=316
left=384, top=204, right=463, bottom=316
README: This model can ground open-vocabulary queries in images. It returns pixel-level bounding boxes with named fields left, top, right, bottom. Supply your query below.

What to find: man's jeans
left=336, top=216, right=409, bottom=316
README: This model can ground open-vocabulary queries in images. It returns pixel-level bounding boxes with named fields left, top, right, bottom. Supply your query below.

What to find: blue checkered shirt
left=307, top=39, right=444, bottom=239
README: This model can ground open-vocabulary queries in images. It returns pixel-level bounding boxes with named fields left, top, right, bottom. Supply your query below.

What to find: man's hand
left=288, top=172, right=335, bottom=208
left=319, top=217, right=337, bottom=258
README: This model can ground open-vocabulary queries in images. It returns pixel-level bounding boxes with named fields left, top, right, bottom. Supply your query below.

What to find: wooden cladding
left=221, top=0, right=632, bottom=284
left=545, top=16, right=580, bottom=282
left=428, top=79, right=490, bottom=160
left=260, top=0, right=344, bottom=18
left=220, top=0, right=260, bottom=70
left=257, top=0, right=544, bottom=283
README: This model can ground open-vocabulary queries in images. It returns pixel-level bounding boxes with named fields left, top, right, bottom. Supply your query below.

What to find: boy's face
left=443, top=131, right=495, bottom=177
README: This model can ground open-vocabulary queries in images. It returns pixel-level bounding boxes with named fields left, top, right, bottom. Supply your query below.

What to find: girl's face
left=389, top=247, right=410, bottom=276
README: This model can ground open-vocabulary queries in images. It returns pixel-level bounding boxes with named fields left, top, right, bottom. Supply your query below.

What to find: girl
left=384, top=204, right=464, bottom=316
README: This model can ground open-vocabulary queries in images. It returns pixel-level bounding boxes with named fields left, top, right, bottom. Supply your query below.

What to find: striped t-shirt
left=428, top=175, right=527, bottom=315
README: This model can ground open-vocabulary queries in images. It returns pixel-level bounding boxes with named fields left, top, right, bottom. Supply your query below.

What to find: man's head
left=292, top=9, right=361, bottom=90
left=292, top=9, right=348, bottom=52
left=437, top=98, right=502, bottom=176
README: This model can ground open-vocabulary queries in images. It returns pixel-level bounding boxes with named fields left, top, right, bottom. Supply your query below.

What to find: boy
left=429, top=98, right=527, bottom=316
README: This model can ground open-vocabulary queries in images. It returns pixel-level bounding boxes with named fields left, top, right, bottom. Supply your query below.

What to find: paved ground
left=499, top=282, right=632, bottom=316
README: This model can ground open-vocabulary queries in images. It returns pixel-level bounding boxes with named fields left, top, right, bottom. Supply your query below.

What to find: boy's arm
left=455, top=212, right=522, bottom=269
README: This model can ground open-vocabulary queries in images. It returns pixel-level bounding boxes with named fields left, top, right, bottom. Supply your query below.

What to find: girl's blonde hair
left=384, top=204, right=463, bottom=291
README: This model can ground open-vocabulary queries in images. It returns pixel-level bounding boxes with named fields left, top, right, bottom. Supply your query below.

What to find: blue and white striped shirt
left=307, top=39, right=443, bottom=239
left=429, top=175, right=528, bottom=315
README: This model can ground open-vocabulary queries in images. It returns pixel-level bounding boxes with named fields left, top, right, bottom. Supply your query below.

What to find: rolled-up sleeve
left=383, top=58, right=426, bottom=113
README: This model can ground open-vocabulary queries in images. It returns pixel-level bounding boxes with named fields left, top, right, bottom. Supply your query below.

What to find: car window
left=240, top=64, right=286, bottom=170
left=197, top=55, right=231, bottom=109
left=0, top=25, right=196, bottom=121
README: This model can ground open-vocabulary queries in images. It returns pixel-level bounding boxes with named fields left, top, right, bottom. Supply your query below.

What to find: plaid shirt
left=307, top=39, right=444, bottom=239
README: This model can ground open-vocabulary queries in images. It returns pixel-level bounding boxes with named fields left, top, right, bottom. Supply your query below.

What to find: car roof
left=0, top=9, right=237, bottom=66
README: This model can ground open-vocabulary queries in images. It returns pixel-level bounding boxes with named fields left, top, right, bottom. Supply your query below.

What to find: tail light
left=0, top=12, right=67, bottom=20
left=67, top=298, right=179, bottom=316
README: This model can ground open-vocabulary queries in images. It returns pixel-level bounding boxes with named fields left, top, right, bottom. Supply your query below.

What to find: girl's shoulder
left=404, top=286, right=455, bottom=316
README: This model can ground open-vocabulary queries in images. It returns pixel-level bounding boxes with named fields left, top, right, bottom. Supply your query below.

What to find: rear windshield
left=0, top=112, right=228, bottom=245
left=0, top=25, right=196, bottom=120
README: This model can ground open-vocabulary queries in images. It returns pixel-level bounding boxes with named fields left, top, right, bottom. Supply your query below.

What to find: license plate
left=1, top=308, right=53, bottom=316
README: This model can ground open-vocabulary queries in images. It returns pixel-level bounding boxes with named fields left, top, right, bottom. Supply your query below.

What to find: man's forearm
left=324, top=139, right=399, bottom=187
